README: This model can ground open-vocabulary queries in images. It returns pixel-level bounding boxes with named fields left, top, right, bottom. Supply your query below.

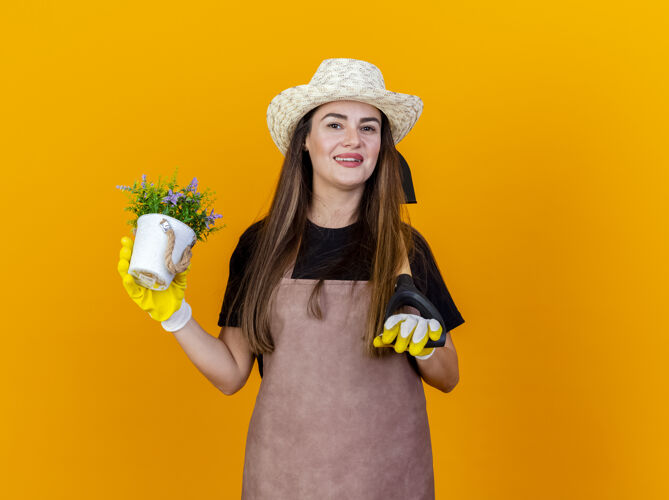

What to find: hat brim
left=267, top=84, right=423, bottom=156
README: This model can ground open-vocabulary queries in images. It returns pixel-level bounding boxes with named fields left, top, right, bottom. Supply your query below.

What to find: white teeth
left=334, top=157, right=361, bottom=162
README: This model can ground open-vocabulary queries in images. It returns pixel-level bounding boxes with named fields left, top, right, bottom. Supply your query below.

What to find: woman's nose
left=343, top=127, right=361, bottom=146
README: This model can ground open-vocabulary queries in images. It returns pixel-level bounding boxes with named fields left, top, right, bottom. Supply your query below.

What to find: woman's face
left=304, top=100, right=382, bottom=196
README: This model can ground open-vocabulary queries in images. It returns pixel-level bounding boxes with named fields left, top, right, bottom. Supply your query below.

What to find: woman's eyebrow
left=321, top=112, right=381, bottom=125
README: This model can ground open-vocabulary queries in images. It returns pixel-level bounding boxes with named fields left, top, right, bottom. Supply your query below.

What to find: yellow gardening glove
left=117, top=236, right=190, bottom=322
left=373, top=313, right=443, bottom=359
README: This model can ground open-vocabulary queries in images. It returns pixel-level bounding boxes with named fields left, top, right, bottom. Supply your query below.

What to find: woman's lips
left=334, top=158, right=363, bottom=167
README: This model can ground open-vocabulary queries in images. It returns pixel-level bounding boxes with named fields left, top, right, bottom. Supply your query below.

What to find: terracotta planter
left=128, top=214, right=196, bottom=291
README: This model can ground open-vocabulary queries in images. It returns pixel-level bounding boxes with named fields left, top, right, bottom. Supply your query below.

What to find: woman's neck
left=307, top=177, right=365, bottom=228
left=306, top=204, right=359, bottom=229
left=306, top=183, right=365, bottom=228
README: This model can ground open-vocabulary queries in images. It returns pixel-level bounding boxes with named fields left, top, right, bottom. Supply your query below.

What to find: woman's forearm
left=416, top=335, right=459, bottom=393
left=169, top=316, right=241, bottom=395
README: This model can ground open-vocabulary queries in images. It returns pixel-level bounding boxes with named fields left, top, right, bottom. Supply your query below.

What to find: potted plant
left=116, top=167, right=224, bottom=291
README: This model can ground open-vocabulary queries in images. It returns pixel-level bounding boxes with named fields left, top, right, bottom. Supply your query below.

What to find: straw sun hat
left=266, top=58, right=424, bottom=157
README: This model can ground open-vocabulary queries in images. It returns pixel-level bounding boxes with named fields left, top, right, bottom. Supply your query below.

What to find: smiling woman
left=121, top=58, right=465, bottom=500
left=303, top=101, right=383, bottom=226
left=211, top=58, right=464, bottom=499
left=324, top=112, right=381, bottom=165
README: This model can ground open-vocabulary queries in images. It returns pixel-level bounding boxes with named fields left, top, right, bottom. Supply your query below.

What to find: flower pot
left=128, top=214, right=196, bottom=291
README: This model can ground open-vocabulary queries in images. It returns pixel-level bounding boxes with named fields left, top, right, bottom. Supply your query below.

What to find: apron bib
left=241, top=262, right=435, bottom=499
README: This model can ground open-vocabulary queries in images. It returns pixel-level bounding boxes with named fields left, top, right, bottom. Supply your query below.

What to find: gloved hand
left=373, top=313, right=443, bottom=360
left=117, top=236, right=192, bottom=331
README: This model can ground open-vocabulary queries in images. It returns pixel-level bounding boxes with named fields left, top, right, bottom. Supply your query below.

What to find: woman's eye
left=327, top=123, right=377, bottom=132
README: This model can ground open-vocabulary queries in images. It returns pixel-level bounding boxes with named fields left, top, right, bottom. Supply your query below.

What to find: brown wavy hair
left=223, top=105, right=415, bottom=359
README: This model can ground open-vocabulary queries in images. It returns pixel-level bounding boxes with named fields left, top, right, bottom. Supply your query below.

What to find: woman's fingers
left=395, top=316, right=419, bottom=353
left=373, top=334, right=394, bottom=348
left=381, top=313, right=406, bottom=345
left=119, top=245, right=132, bottom=263
left=121, top=272, right=143, bottom=298
left=378, top=313, right=420, bottom=353
left=375, top=315, right=401, bottom=347
left=427, top=318, right=443, bottom=341
left=117, top=257, right=129, bottom=275
left=383, top=313, right=406, bottom=331
left=381, top=322, right=400, bottom=345
left=407, top=318, right=430, bottom=356
left=121, top=236, right=133, bottom=249
left=375, top=314, right=443, bottom=356
left=117, top=243, right=131, bottom=278
left=118, top=237, right=134, bottom=275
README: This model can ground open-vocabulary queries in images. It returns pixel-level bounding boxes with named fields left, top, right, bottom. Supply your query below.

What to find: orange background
left=2, top=1, right=668, bottom=498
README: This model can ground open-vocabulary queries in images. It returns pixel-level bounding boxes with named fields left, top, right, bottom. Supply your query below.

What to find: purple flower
left=186, top=177, right=198, bottom=192
left=204, top=208, right=222, bottom=229
left=162, top=189, right=185, bottom=205
left=116, top=185, right=133, bottom=191
left=207, top=208, right=222, bottom=221
left=141, top=174, right=147, bottom=188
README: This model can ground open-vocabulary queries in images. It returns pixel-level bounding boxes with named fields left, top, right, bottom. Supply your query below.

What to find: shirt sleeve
left=217, top=221, right=261, bottom=328
left=408, top=227, right=465, bottom=332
